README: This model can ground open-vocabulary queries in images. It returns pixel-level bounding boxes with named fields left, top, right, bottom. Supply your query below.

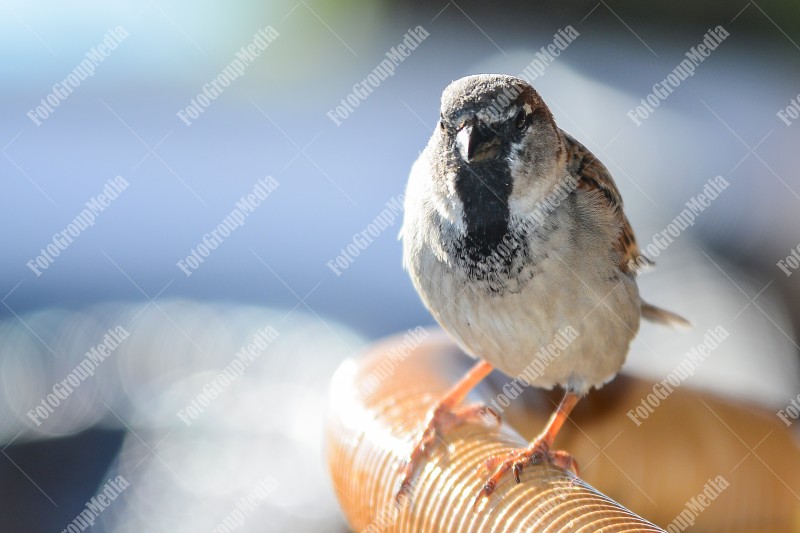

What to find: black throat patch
left=453, top=159, right=514, bottom=265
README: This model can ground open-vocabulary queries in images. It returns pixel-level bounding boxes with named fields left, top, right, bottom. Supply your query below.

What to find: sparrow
left=398, top=74, right=688, bottom=508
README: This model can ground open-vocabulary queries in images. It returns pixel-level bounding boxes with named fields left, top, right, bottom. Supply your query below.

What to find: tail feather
left=641, top=301, right=691, bottom=329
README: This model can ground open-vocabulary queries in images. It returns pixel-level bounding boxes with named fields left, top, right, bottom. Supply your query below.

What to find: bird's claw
left=473, top=440, right=578, bottom=510
left=395, top=402, right=500, bottom=504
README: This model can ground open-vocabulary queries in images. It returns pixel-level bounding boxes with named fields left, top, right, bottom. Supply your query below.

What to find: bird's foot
left=396, top=401, right=500, bottom=504
left=472, top=438, right=578, bottom=510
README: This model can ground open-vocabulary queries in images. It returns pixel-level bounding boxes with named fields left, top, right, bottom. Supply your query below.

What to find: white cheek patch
left=431, top=171, right=466, bottom=230
left=507, top=148, right=561, bottom=216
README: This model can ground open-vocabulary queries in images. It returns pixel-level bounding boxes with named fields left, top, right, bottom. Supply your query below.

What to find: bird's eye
left=513, top=109, right=529, bottom=131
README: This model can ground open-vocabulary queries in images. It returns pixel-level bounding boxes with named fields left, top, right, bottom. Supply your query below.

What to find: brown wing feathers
left=562, top=132, right=690, bottom=328
left=562, top=132, right=644, bottom=275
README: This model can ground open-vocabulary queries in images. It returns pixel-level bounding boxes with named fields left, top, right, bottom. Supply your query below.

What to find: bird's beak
left=456, top=122, right=500, bottom=164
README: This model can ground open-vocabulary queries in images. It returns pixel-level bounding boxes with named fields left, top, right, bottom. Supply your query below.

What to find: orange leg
left=396, top=360, right=497, bottom=502
left=473, top=390, right=581, bottom=509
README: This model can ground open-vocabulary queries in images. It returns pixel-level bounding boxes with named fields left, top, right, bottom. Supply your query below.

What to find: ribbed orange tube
left=326, top=334, right=665, bottom=532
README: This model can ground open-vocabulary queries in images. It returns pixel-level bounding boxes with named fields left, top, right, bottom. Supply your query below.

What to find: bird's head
left=427, top=75, right=566, bottom=243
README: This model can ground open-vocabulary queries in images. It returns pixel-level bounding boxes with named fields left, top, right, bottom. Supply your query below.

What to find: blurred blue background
left=2, top=1, right=800, bottom=531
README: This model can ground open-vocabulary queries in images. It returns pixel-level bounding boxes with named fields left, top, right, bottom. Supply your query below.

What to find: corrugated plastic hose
left=325, top=334, right=665, bottom=532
